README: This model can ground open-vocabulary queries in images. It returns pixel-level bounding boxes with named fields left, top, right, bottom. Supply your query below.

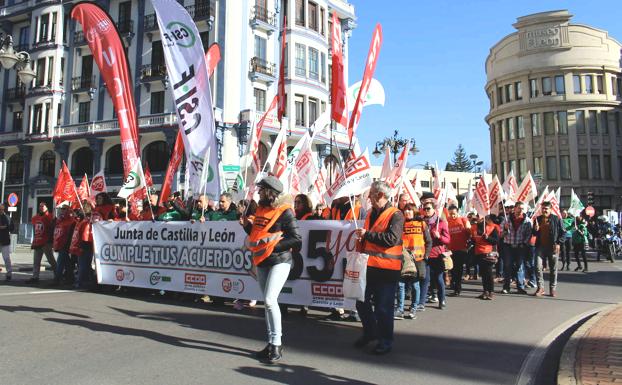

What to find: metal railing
left=5, top=86, right=26, bottom=101
left=249, top=57, right=275, bottom=77
left=140, top=64, right=167, bottom=79
left=144, top=14, right=157, bottom=31
left=116, top=19, right=134, bottom=34
left=185, top=1, right=212, bottom=20
left=251, top=5, right=276, bottom=26
left=55, top=113, right=177, bottom=137
left=71, top=76, right=96, bottom=91
left=74, top=31, right=86, bottom=45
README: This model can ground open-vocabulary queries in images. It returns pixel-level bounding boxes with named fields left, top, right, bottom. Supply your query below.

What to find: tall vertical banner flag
left=90, top=170, right=108, bottom=198
left=488, top=175, right=504, bottom=215
left=331, top=12, right=348, bottom=130
left=515, top=171, right=538, bottom=204
left=503, top=170, right=519, bottom=201
left=71, top=3, right=140, bottom=176
left=348, top=24, right=382, bottom=143
left=250, top=96, right=278, bottom=174
left=277, top=16, right=287, bottom=123
left=151, top=0, right=219, bottom=198
left=159, top=43, right=221, bottom=205
left=473, top=176, right=490, bottom=217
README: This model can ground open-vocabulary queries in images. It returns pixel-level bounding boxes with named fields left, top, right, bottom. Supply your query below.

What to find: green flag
left=568, top=189, right=585, bottom=217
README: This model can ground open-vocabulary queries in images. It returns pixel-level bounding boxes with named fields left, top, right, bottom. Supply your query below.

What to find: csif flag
left=118, top=161, right=147, bottom=199
left=152, top=0, right=220, bottom=198
left=348, top=24, right=382, bottom=143
left=568, top=189, right=585, bottom=217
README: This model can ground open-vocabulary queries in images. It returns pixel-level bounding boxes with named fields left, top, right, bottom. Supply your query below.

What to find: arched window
left=39, top=151, right=56, bottom=177
left=142, top=141, right=169, bottom=172
left=6, top=154, right=24, bottom=183
left=71, top=147, right=93, bottom=176
left=105, top=145, right=123, bottom=175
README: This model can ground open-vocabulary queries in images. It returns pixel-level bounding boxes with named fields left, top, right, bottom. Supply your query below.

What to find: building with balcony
left=0, top=0, right=356, bottom=225
left=486, top=10, right=622, bottom=211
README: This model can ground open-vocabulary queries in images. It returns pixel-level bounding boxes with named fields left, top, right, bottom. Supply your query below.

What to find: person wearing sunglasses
left=420, top=201, right=451, bottom=310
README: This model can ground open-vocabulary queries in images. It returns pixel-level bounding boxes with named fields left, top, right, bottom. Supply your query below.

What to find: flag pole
left=333, top=134, right=359, bottom=230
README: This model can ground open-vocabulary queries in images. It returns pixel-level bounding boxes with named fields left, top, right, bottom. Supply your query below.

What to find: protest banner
left=93, top=220, right=361, bottom=309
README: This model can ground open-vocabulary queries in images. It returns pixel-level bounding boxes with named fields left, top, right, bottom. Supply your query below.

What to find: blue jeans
left=420, top=258, right=445, bottom=304
left=76, top=250, right=94, bottom=289
left=503, top=244, right=526, bottom=290
left=356, top=279, right=397, bottom=347
left=524, top=246, right=537, bottom=286
left=396, top=278, right=420, bottom=312
left=256, top=263, right=290, bottom=346
left=55, top=250, right=71, bottom=282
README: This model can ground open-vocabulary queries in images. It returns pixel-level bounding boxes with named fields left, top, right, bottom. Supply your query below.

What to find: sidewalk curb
left=556, top=304, right=619, bottom=385
left=515, top=305, right=614, bottom=385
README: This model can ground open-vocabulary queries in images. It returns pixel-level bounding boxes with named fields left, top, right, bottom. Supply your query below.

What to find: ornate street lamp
left=0, top=34, right=36, bottom=85
left=373, top=130, right=418, bottom=163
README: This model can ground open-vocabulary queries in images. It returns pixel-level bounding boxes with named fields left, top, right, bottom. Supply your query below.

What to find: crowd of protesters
left=0, top=179, right=619, bottom=359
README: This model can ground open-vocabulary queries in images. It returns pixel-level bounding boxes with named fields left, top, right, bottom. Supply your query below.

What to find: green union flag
left=568, top=189, right=585, bottom=217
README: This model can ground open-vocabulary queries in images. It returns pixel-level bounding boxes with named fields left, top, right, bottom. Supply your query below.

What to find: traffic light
left=587, top=191, right=594, bottom=206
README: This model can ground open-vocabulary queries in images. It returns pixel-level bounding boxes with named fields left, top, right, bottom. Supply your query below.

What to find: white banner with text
left=93, top=220, right=361, bottom=309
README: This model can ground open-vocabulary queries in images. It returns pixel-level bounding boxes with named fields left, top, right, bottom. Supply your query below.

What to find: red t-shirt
left=69, top=220, right=86, bottom=256
left=447, top=216, right=470, bottom=251
left=471, top=223, right=495, bottom=255
left=31, top=212, right=54, bottom=248
left=93, top=204, right=116, bottom=222
left=53, top=217, right=76, bottom=251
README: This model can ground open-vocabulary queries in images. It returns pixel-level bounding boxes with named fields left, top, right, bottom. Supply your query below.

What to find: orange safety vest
left=362, top=207, right=403, bottom=271
left=330, top=204, right=361, bottom=220
left=299, top=212, right=312, bottom=220
left=246, top=205, right=291, bottom=266
left=403, top=220, right=427, bottom=260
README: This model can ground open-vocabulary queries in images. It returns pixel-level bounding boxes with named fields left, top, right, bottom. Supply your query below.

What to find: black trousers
left=574, top=243, right=587, bottom=269
left=560, top=239, right=571, bottom=267
left=450, top=250, right=468, bottom=293
left=478, top=256, right=495, bottom=293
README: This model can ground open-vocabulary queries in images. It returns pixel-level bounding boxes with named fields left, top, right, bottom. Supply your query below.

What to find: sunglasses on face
left=424, top=207, right=434, bottom=211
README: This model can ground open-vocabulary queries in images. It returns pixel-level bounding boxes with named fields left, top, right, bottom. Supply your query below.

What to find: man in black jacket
left=0, top=204, right=13, bottom=281
left=532, top=201, right=565, bottom=297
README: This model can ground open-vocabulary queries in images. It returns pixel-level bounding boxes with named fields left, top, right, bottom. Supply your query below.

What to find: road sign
left=7, top=207, right=16, bottom=212
left=585, top=205, right=595, bottom=217
left=7, top=193, right=18, bottom=207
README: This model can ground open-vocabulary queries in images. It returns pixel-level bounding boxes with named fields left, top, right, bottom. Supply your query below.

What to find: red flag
left=331, top=12, right=348, bottom=129
left=348, top=24, right=382, bottom=143
left=277, top=16, right=287, bottom=123
left=473, top=176, right=490, bottom=218
left=251, top=95, right=278, bottom=173
left=71, top=3, right=139, bottom=177
left=158, top=44, right=221, bottom=205
left=144, top=164, right=154, bottom=187
left=53, top=161, right=77, bottom=204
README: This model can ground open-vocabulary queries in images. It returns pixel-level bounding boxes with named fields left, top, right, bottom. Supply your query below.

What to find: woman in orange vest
left=353, top=181, right=404, bottom=355
left=471, top=215, right=499, bottom=300
left=242, top=176, right=301, bottom=363
left=395, top=203, right=432, bottom=320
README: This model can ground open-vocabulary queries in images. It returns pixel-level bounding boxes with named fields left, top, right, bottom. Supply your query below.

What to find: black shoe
left=354, top=336, right=375, bottom=349
left=574, top=266, right=581, bottom=271
left=5, top=275, right=11, bottom=282
left=267, top=344, right=282, bottom=363
left=255, top=343, right=272, bottom=359
left=438, top=300, right=446, bottom=310
left=448, top=291, right=460, bottom=297
left=516, top=288, right=528, bottom=295
left=372, top=343, right=392, bottom=355
left=25, top=277, right=39, bottom=284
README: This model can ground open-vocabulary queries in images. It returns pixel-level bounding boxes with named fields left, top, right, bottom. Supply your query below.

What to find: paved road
left=0, top=251, right=620, bottom=385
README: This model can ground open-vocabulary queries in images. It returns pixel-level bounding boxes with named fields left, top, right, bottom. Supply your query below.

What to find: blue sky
left=347, top=1, right=622, bottom=169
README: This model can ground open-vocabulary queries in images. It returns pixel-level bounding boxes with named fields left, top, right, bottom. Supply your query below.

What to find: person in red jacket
left=446, top=205, right=471, bottom=296
left=420, top=200, right=451, bottom=309
left=471, top=215, right=499, bottom=300
left=53, top=205, right=77, bottom=285
left=93, top=193, right=117, bottom=221
left=28, top=202, right=57, bottom=283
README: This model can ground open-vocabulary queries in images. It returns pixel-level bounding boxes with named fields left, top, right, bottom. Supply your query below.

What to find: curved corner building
left=486, top=10, right=622, bottom=210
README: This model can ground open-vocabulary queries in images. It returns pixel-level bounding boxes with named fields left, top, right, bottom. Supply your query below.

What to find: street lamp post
left=469, top=154, right=483, bottom=173
left=372, top=130, right=418, bottom=163
left=0, top=34, right=36, bottom=85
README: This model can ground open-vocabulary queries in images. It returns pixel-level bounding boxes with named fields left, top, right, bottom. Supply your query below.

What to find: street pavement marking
left=0, top=290, right=76, bottom=297
left=515, top=304, right=613, bottom=385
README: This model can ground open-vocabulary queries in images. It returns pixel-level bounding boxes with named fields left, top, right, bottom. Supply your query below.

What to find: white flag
left=347, top=78, right=386, bottom=111
left=488, top=175, right=504, bottom=215
left=293, top=134, right=318, bottom=196
left=152, top=0, right=220, bottom=198
left=262, top=125, right=288, bottom=183
left=531, top=186, right=549, bottom=219
left=117, top=161, right=146, bottom=199
left=380, top=146, right=392, bottom=180
left=502, top=170, right=519, bottom=201
left=472, top=176, right=490, bottom=218
left=411, top=173, right=423, bottom=197
left=386, top=141, right=410, bottom=189
left=515, top=171, right=538, bottom=204
left=326, top=150, right=373, bottom=200
left=402, top=178, right=421, bottom=208
left=90, top=170, right=107, bottom=198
